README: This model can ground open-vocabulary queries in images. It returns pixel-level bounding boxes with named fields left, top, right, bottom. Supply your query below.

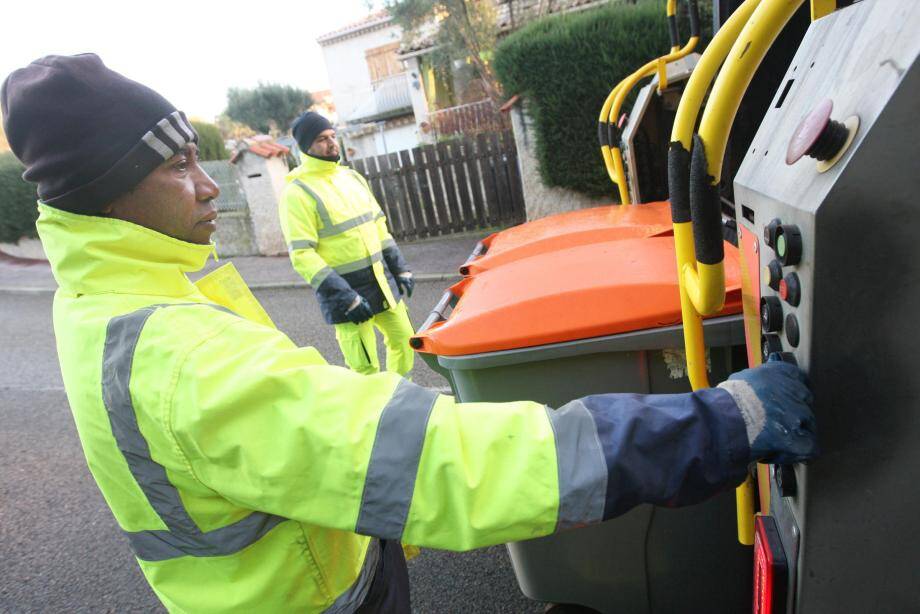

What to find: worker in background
left=279, top=111, right=415, bottom=377
left=2, top=54, right=819, bottom=613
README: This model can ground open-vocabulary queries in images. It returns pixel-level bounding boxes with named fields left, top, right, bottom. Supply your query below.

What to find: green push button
left=776, top=234, right=787, bottom=258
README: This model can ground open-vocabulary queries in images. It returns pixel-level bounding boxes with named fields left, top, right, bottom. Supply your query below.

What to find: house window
left=366, top=42, right=403, bottom=83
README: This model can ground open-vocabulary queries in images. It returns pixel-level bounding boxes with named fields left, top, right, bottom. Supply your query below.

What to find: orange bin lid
left=461, top=202, right=673, bottom=276
left=414, top=236, right=743, bottom=356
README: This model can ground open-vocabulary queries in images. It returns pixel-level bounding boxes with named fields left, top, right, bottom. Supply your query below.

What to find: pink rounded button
left=786, top=99, right=833, bottom=165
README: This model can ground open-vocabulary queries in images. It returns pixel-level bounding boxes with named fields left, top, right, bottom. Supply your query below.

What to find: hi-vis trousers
left=333, top=301, right=415, bottom=376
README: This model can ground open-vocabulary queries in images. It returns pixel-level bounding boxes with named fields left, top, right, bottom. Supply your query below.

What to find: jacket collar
left=300, top=155, right=341, bottom=175
left=35, top=203, right=215, bottom=297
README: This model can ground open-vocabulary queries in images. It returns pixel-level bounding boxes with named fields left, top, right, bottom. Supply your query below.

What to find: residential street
left=0, top=234, right=546, bottom=613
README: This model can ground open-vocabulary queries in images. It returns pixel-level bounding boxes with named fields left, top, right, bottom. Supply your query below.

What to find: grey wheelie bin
left=411, top=236, right=752, bottom=613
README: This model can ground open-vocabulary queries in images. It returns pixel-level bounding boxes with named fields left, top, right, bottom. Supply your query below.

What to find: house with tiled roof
left=317, top=11, right=427, bottom=160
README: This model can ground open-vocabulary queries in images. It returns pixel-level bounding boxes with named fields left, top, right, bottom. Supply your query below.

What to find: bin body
left=415, top=232, right=751, bottom=612
left=436, top=319, right=752, bottom=613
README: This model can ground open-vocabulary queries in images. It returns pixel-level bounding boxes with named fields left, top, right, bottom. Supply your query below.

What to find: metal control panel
left=732, top=1, right=920, bottom=611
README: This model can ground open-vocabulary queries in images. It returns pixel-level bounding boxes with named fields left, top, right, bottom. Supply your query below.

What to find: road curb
left=0, top=273, right=463, bottom=295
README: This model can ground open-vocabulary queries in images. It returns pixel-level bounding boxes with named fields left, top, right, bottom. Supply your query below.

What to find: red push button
left=779, top=273, right=801, bottom=306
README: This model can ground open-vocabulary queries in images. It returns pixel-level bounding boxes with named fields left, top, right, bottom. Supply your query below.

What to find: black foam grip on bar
left=608, top=123, right=620, bottom=149
left=668, top=14, right=680, bottom=49
left=689, top=134, right=725, bottom=265
left=668, top=141, right=692, bottom=224
left=598, top=121, right=608, bottom=147
left=688, top=0, right=700, bottom=38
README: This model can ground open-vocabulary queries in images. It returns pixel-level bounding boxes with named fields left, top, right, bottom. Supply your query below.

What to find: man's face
left=308, top=128, right=339, bottom=159
left=103, top=143, right=220, bottom=245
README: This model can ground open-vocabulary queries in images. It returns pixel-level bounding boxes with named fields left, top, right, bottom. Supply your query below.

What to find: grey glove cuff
left=717, top=380, right=766, bottom=446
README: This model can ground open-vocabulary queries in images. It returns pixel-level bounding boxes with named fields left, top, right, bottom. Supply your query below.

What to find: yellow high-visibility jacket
left=279, top=156, right=409, bottom=324
left=36, top=203, right=750, bottom=612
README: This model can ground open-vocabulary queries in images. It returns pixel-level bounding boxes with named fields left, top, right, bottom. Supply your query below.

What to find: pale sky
left=0, top=0, right=383, bottom=122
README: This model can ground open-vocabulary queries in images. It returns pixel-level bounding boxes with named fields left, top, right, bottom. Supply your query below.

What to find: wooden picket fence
left=348, top=130, right=525, bottom=241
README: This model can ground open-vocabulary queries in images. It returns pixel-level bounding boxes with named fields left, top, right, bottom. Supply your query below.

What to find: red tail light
left=753, top=515, right=789, bottom=614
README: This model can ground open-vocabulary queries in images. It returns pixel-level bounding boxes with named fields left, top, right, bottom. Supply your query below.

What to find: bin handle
left=410, top=288, right=459, bottom=350
left=459, top=239, right=490, bottom=276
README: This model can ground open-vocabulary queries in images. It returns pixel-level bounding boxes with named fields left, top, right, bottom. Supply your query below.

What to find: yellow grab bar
left=669, top=0, right=805, bottom=546
left=667, top=0, right=761, bottom=546
left=599, top=0, right=701, bottom=204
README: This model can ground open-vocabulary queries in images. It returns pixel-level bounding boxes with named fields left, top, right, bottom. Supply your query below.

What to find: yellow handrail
left=669, top=0, right=761, bottom=390
left=668, top=0, right=761, bottom=546
left=669, top=0, right=806, bottom=546
left=599, top=0, right=700, bottom=205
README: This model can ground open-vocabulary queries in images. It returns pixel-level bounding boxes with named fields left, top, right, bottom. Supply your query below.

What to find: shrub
left=192, top=121, right=229, bottom=161
left=0, top=152, right=39, bottom=244
left=493, top=0, right=711, bottom=197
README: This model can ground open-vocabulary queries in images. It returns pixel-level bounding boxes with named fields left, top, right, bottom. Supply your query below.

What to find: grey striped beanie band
left=142, top=111, right=199, bottom=160
left=1, top=53, right=199, bottom=215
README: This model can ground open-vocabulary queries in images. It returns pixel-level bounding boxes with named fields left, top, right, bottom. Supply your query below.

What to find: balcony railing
left=347, top=73, right=414, bottom=123
left=428, top=100, right=510, bottom=138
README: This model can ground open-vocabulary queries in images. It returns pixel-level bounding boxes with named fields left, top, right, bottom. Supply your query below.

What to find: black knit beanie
left=291, top=111, right=333, bottom=154
left=1, top=54, right=198, bottom=215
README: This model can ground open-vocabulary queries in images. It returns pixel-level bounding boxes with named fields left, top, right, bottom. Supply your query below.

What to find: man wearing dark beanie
left=280, top=111, right=416, bottom=377
left=1, top=54, right=820, bottom=614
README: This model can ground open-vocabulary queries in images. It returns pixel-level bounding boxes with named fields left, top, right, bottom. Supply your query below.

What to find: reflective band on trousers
left=544, top=401, right=608, bottom=529
left=292, top=179, right=384, bottom=238
left=102, top=304, right=287, bottom=561
left=356, top=380, right=440, bottom=539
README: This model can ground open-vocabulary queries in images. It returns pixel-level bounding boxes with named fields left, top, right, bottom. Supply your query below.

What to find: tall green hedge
left=192, top=121, right=230, bottom=161
left=0, top=152, right=39, bottom=244
left=494, top=0, right=711, bottom=198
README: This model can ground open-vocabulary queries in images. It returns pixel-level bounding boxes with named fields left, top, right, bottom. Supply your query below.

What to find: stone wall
left=234, top=154, right=289, bottom=256
left=509, top=104, right=599, bottom=221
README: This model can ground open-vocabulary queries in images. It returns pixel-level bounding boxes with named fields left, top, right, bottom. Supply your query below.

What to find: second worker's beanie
left=291, top=111, right=333, bottom=153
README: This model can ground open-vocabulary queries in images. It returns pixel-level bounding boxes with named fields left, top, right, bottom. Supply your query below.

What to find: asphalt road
left=0, top=281, right=545, bottom=613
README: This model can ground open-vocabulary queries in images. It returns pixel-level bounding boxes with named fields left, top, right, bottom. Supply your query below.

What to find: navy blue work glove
left=717, top=354, right=818, bottom=465
left=396, top=272, right=414, bottom=298
left=345, top=295, right=374, bottom=324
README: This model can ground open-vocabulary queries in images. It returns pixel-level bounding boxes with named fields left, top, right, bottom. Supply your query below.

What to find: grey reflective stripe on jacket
left=544, top=401, right=608, bottom=530
left=102, top=304, right=287, bottom=562
left=355, top=380, right=440, bottom=539
left=325, top=539, right=381, bottom=614
left=334, top=251, right=384, bottom=275
left=292, top=179, right=382, bottom=239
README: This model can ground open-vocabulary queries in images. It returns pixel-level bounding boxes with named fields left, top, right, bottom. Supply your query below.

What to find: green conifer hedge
left=494, top=0, right=710, bottom=198
left=0, top=152, right=39, bottom=244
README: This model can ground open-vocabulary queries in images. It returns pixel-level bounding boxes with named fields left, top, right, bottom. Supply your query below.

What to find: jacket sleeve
left=350, top=169, right=410, bottom=276
left=279, top=184, right=357, bottom=312
left=169, top=314, right=751, bottom=552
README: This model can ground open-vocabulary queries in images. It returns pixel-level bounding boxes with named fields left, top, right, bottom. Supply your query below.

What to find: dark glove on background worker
left=717, top=355, right=818, bottom=465
left=396, top=272, right=414, bottom=298
left=345, top=294, right=374, bottom=324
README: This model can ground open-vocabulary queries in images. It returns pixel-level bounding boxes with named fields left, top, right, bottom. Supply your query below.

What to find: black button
left=785, top=313, right=800, bottom=347
left=764, top=260, right=783, bottom=291
left=760, top=296, right=783, bottom=333
left=762, top=334, right=783, bottom=362
left=763, top=218, right=782, bottom=248
left=780, top=272, right=802, bottom=306
left=775, top=225, right=803, bottom=266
